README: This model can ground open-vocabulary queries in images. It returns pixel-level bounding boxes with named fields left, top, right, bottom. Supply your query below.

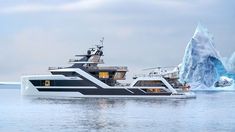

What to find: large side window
left=134, top=80, right=167, bottom=87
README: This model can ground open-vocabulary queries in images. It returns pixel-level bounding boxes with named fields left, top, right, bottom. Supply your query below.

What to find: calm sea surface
left=0, top=85, right=235, bottom=132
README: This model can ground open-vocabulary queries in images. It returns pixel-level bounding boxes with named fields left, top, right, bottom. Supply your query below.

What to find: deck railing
left=48, top=67, right=66, bottom=70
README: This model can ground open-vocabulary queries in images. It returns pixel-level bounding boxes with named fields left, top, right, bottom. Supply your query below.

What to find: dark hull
left=31, top=79, right=172, bottom=96
left=36, top=88, right=172, bottom=96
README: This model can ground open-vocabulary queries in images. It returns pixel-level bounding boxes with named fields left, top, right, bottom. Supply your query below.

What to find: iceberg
left=179, top=23, right=227, bottom=87
left=224, top=52, right=235, bottom=73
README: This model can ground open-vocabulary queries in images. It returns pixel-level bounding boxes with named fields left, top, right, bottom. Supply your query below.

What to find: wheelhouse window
left=134, top=80, right=167, bottom=87
left=99, top=72, right=109, bottom=79
left=113, top=71, right=126, bottom=80
left=51, top=72, right=78, bottom=77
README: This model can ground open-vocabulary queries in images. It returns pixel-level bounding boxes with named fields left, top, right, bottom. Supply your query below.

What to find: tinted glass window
left=134, top=80, right=167, bottom=87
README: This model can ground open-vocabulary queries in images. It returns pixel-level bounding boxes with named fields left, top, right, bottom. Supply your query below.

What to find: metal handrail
left=48, top=67, right=66, bottom=70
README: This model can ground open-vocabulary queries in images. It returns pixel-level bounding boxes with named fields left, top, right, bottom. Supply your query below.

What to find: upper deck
left=48, top=40, right=128, bottom=86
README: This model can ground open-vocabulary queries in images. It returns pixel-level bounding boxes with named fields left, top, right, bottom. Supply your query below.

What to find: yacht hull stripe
left=30, top=80, right=93, bottom=87
left=36, top=88, right=172, bottom=95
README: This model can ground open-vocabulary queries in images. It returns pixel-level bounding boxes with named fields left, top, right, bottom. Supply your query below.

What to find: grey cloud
left=0, top=0, right=107, bottom=14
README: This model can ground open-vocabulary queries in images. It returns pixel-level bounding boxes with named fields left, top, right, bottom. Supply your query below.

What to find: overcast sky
left=0, top=0, right=235, bottom=81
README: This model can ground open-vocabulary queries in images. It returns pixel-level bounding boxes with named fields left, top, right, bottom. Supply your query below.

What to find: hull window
left=142, top=88, right=167, bottom=93
left=45, top=80, right=50, bottom=86
left=134, top=80, right=167, bottom=87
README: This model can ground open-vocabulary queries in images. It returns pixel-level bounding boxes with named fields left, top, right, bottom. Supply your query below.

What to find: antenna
left=96, top=37, right=104, bottom=50
left=100, top=37, right=104, bottom=46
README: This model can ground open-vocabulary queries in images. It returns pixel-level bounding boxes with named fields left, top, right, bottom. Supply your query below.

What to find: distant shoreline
left=0, top=82, right=20, bottom=85
left=0, top=83, right=20, bottom=89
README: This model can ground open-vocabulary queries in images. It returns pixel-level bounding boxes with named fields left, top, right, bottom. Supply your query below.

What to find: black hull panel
left=37, top=88, right=172, bottom=96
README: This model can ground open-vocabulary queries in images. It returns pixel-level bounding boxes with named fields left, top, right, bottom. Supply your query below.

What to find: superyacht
left=21, top=40, right=195, bottom=99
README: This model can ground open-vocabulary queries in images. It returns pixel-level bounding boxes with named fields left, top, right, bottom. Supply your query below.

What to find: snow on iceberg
left=215, top=76, right=234, bottom=87
left=179, top=23, right=227, bottom=87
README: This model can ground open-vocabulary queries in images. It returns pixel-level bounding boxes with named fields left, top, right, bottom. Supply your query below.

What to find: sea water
left=0, top=85, right=235, bottom=132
